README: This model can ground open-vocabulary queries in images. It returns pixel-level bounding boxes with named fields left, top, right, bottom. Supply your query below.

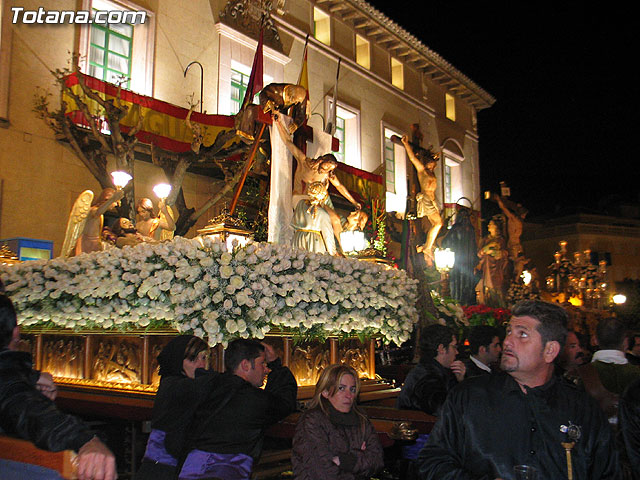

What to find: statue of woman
left=475, top=216, right=509, bottom=306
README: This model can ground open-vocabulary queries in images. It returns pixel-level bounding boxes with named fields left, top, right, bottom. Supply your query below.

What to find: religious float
left=1, top=235, right=417, bottom=411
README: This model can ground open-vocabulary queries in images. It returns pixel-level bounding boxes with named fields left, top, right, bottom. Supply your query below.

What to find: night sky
left=366, top=1, right=637, bottom=217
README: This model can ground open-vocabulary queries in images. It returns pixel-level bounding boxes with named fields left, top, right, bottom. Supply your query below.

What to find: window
left=87, top=16, right=133, bottom=88
left=391, top=58, right=403, bottom=90
left=313, top=7, right=330, bottom=46
left=355, top=34, right=370, bottom=69
left=229, top=60, right=271, bottom=115
left=383, top=126, right=408, bottom=215
left=327, top=103, right=361, bottom=168
left=78, top=0, right=155, bottom=96
left=442, top=141, right=464, bottom=204
left=216, top=24, right=287, bottom=116
left=445, top=93, right=456, bottom=121
left=230, top=68, right=250, bottom=115
left=384, top=134, right=396, bottom=193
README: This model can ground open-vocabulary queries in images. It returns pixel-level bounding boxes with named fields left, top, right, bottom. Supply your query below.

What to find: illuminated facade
left=0, top=0, right=494, bottom=256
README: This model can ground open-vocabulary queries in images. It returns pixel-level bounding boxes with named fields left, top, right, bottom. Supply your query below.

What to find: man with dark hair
left=578, top=317, right=640, bottom=422
left=396, top=324, right=466, bottom=416
left=0, top=294, right=117, bottom=480
left=590, top=317, right=640, bottom=395
left=178, top=339, right=297, bottom=479
left=464, top=325, right=502, bottom=378
left=419, top=300, right=620, bottom=479
left=555, top=330, right=586, bottom=384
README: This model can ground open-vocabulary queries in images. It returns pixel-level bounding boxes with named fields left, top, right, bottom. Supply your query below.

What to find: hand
left=450, top=360, right=466, bottom=382
left=332, top=456, right=340, bottom=466
left=354, top=203, right=362, bottom=210
left=76, top=437, right=117, bottom=480
left=401, top=134, right=409, bottom=146
left=36, top=372, right=57, bottom=401
left=261, top=342, right=278, bottom=363
left=360, top=441, right=366, bottom=451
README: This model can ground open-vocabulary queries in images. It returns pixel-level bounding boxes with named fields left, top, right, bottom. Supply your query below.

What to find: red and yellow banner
left=63, top=73, right=235, bottom=153
left=334, top=162, right=384, bottom=204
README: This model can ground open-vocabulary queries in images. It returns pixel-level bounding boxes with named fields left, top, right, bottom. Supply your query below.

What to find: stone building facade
left=0, top=0, right=494, bottom=256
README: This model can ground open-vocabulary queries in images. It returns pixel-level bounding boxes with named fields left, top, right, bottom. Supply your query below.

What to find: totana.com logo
left=10, top=7, right=146, bottom=24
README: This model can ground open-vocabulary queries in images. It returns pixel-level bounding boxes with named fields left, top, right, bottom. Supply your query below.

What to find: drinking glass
left=514, top=464, right=538, bottom=480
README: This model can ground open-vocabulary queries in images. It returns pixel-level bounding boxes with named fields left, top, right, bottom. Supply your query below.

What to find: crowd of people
left=2, top=285, right=639, bottom=479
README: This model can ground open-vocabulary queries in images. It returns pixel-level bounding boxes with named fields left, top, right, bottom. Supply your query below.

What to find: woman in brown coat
left=292, top=364, right=384, bottom=479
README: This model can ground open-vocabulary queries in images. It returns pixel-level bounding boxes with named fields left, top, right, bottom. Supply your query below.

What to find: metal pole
left=184, top=61, right=204, bottom=113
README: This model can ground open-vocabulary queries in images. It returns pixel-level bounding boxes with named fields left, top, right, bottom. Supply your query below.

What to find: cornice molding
left=315, top=0, right=496, bottom=110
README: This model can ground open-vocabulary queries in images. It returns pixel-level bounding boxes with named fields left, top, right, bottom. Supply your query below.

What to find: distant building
left=523, top=210, right=640, bottom=284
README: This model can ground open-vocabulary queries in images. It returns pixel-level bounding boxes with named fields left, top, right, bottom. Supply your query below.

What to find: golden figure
left=61, top=188, right=124, bottom=257
left=135, top=197, right=176, bottom=241
left=259, top=83, right=309, bottom=134
left=112, top=217, right=154, bottom=248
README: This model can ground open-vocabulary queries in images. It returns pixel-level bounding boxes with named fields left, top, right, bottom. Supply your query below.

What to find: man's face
left=246, top=352, right=269, bottom=387
left=440, top=336, right=459, bottom=368
left=319, top=161, right=336, bottom=174
left=500, top=315, right=547, bottom=376
left=485, top=336, right=502, bottom=364
left=561, top=332, right=585, bottom=369
left=119, top=218, right=135, bottom=231
left=632, top=337, right=640, bottom=356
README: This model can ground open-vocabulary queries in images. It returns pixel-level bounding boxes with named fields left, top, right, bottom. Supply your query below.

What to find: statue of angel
left=135, top=197, right=176, bottom=241
left=60, top=188, right=124, bottom=257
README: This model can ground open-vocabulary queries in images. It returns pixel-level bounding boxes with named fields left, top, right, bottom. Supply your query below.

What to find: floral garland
left=0, top=237, right=418, bottom=346
left=427, top=292, right=468, bottom=330
left=462, top=304, right=511, bottom=327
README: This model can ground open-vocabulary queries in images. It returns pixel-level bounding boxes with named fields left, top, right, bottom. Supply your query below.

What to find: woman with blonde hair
left=292, top=364, right=384, bottom=479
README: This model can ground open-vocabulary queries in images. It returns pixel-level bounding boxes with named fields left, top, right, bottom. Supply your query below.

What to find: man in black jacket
left=464, top=324, right=502, bottom=378
left=419, top=300, right=620, bottom=479
left=178, top=338, right=297, bottom=479
left=396, top=324, right=466, bottom=416
left=0, top=293, right=116, bottom=480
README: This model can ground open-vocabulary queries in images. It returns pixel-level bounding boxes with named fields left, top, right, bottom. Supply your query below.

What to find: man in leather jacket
left=177, top=339, right=297, bottom=479
left=397, top=324, right=466, bottom=416
left=419, top=300, right=621, bottom=479
left=0, top=293, right=117, bottom=480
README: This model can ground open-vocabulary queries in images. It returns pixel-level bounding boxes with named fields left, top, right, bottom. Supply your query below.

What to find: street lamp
left=434, top=247, right=455, bottom=298
left=340, top=230, right=367, bottom=254
left=613, top=294, right=627, bottom=305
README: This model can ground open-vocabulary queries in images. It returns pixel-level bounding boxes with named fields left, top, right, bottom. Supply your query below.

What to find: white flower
left=226, top=319, right=238, bottom=333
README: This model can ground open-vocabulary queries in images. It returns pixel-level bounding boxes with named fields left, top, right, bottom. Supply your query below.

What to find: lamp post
left=340, top=230, right=367, bottom=255
left=197, top=208, right=253, bottom=252
left=434, top=247, right=455, bottom=298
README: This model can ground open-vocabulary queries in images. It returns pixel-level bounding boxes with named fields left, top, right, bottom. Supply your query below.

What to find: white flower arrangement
left=0, top=237, right=419, bottom=346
